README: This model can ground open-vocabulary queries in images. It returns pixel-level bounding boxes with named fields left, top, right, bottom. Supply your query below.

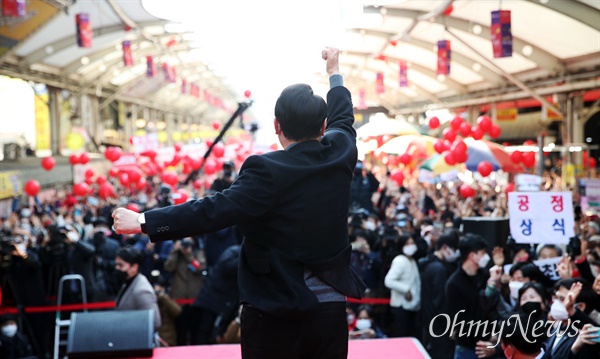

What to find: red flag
left=399, top=61, right=408, bottom=88
left=437, top=40, right=451, bottom=75
left=122, top=41, right=133, bottom=66
left=146, top=56, right=155, bottom=77
left=2, top=0, right=26, bottom=17
left=491, top=10, right=512, bottom=58
left=76, top=13, right=92, bottom=48
left=375, top=72, right=385, bottom=94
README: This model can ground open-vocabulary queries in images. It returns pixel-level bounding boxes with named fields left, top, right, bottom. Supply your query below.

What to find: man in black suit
left=112, top=47, right=366, bottom=358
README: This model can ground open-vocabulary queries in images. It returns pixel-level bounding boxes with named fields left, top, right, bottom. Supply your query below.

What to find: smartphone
left=591, top=326, right=600, bottom=343
left=74, top=208, right=82, bottom=217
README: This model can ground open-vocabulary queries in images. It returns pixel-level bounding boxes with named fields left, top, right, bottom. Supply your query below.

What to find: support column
left=48, top=87, right=61, bottom=156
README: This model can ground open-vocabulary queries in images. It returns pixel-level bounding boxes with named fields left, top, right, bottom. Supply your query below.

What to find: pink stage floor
left=128, top=338, right=430, bottom=359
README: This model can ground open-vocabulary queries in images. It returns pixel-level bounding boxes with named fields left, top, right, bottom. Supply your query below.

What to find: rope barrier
left=0, top=297, right=389, bottom=315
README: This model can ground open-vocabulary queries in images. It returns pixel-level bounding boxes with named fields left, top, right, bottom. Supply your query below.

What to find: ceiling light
left=80, top=56, right=90, bottom=65
left=437, top=74, right=446, bottom=82
left=539, top=0, right=550, bottom=4
left=135, top=119, right=146, bottom=128
left=380, top=8, right=387, bottom=15
left=45, top=46, right=54, bottom=54
left=472, top=24, right=482, bottom=35
left=99, top=64, right=107, bottom=72
left=522, top=45, right=533, bottom=57
left=472, top=63, right=481, bottom=72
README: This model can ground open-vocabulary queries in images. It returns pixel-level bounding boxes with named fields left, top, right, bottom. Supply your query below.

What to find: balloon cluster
left=428, top=115, right=501, bottom=140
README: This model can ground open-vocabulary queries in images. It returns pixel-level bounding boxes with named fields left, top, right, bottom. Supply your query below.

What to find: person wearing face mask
left=350, top=230, right=382, bottom=295
left=419, top=230, right=460, bottom=359
left=543, top=279, right=600, bottom=359
left=348, top=305, right=385, bottom=340
left=384, top=234, right=421, bottom=338
left=445, top=233, right=492, bottom=359
left=114, top=246, right=161, bottom=331
left=0, top=314, right=34, bottom=359
left=90, top=217, right=121, bottom=301
left=500, top=312, right=545, bottom=359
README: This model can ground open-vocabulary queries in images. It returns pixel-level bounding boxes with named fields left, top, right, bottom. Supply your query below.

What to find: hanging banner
left=2, top=0, right=26, bottom=17
left=169, top=66, right=177, bottom=83
left=496, top=108, right=517, bottom=121
left=122, top=41, right=133, bottom=66
left=504, top=257, right=561, bottom=281
left=34, top=92, right=50, bottom=151
left=181, top=78, right=187, bottom=94
left=508, top=192, right=574, bottom=244
left=0, top=171, right=22, bottom=199
left=375, top=72, right=384, bottom=94
left=437, top=40, right=451, bottom=75
left=146, top=56, right=155, bottom=77
left=491, top=10, right=512, bottom=58
left=75, top=13, right=92, bottom=48
left=399, top=61, right=408, bottom=88
left=358, top=88, right=366, bottom=110
left=161, top=63, right=169, bottom=81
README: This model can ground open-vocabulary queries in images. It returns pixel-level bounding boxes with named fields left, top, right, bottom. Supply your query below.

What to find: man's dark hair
left=509, top=262, right=542, bottom=282
left=514, top=282, right=550, bottom=311
left=501, top=312, right=543, bottom=355
left=458, top=233, right=488, bottom=264
left=274, top=83, right=327, bottom=141
left=435, top=229, right=460, bottom=251
left=396, top=234, right=411, bottom=253
left=117, top=246, right=142, bottom=267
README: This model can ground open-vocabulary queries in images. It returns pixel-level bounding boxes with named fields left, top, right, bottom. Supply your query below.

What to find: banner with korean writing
left=437, top=40, right=450, bottom=75
left=0, top=171, right=21, bottom=199
left=75, top=13, right=92, bottom=48
left=146, top=56, right=155, bottom=77
left=122, top=41, right=133, bottom=66
left=375, top=72, right=384, bottom=94
left=491, top=10, right=512, bottom=58
left=399, top=61, right=408, bottom=88
left=508, top=192, right=574, bottom=244
left=504, top=257, right=561, bottom=281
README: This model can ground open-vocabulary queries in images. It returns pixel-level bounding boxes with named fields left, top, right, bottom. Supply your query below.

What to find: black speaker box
left=67, top=310, right=154, bottom=358
left=462, top=217, right=510, bottom=251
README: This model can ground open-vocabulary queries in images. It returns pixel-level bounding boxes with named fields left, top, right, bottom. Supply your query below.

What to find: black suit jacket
left=146, top=85, right=366, bottom=318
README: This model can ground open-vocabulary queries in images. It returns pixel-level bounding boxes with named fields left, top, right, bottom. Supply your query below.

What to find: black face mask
left=521, top=301, right=543, bottom=316
left=114, top=270, right=129, bottom=284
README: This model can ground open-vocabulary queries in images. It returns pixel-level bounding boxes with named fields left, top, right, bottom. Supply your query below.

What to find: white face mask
left=67, top=231, right=79, bottom=242
left=1, top=324, right=17, bottom=337
left=355, top=319, right=372, bottom=330
left=423, top=235, right=432, bottom=247
left=478, top=253, right=491, bottom=268
left=509, top=281, right=525, bottom=300
left=403, top=244, right=418, bottom=257
left=346, top=314, right=355, bottom=325
left=591, top=266, right=600, bottom=279
left=364, top=221, right=376, bottom=231
left=550, top=300, right=570, bottom=321
left=444, top=247, right=460, bottom=262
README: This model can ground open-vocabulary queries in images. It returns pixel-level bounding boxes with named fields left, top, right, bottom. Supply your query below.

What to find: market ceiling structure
left=0, top=0, right=599, bottom=136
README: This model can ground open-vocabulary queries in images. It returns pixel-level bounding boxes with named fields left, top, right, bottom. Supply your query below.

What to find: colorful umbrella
left=420, top=154, right=461, bottom=175
left=356, top=118, right=420, bottom=139
left=375, top=135, right=437, bottom=159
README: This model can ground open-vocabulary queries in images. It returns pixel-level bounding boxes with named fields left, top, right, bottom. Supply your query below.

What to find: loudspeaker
left=67, top=310, right=154, bottom=358
left=462, top=217, right=510, bottom=251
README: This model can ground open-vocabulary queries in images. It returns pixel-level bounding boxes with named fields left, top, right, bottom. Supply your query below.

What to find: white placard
left=503, top=257, right=562, bottom=281
left=515, top=174, right=542, bottom=192
left=508, top=192, right=574, bottom=244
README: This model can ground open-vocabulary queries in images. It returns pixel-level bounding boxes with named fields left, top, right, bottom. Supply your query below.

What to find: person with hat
left=0, top=314, right=34, bottom=359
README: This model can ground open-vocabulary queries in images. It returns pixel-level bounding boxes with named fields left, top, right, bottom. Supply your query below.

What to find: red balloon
left=212, top=121, right=221, bottom=130
left=471, top=126, right=484, bottom=140
left=459, top=184, right=476, bottom=198
left=205, top=140, right=213, bottom=148
left=443, top=3, right=453, bottom=16
left=108, top=167, right=120, bottom=178
left=523, top=152, right=536, bottom=168
left=443, top=128, right=457, bottom=142
left=24, top=180, right=41, bottom=196
left=390, top=169, right=404, bottom=186
left=458, top=122, right=471, bottom=137
left=213, top=143, right=225, bottom=158
left=204, top=159, right=217, bottom=175
left=141, top=150, right=157, bottom=160
left=477, top=161, right=493, bottom=177
left=452, top=140, right=467, bottom=154
left=126, top=203, right=140, bottom=212
left=477, top=116, right=492, bottom=133
left=189, top=158, right=202, bottom=171
left=450, top=116, right=463, bottom=131
left=488, top=124, right=501, bottom=139
left=128, top=169, right=141, bottom=184
left=84, top=168, right=95, bottom=179
left=84, top=177, right=94, bottom=185
left=434, top=139, right=445, bottom=154
left=453, top=149, right=468, bottom=164
left=79, top=153, right=90, bottom=165
left=443, top=151, right=456, bottom=165
left=244, top=90, right=252, bottom=98
left=510, top=151, right=523, bottom=164
left=119, top=173, right=130, bottom=186
left=104, top=147, right=122, bottom=162
left=69, top=154, right=80, bottom=166
left=98, top=183, right=115, bottom=199
left=216, top=158, right=225, bottom=172
left=588, top=157, right=597, bottom=168
left=174, top=143, right=182, bottom=152
left=73, top=182, right=89, bottom=197
left=161, top=171, right=178, bottom=186
left=193, top=179, right=203, bottom=190
left=443, top=140, right=452, bottom=151
left=96, top=175, right=107, bottom=186
left=523, top=140, right=536, bottom=146
left=136, top=177, right=147, bottom=191
left=173, top=189, right=189, bottom=205
left=428, top=116, right=440, bottom=129
left=505, top=183, right=515, bottom=193
left=41, top=157, right=56, bottom=171
left=399, top=153, right=412, bottom=165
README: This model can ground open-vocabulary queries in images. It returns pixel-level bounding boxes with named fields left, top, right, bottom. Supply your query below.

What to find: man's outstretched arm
left=322, top=47, right=356, bottom=140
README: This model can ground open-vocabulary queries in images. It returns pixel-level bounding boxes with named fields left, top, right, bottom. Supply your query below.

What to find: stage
left=128, top=338, right=430, bottom=359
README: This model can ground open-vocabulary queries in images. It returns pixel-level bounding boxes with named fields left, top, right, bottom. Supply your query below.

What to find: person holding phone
left=112, top=47, right=366, bottom=359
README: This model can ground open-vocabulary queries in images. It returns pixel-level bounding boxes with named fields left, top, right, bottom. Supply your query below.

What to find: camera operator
left=90, top=217, right=121, bottom=301
left=0, top=314, right=35, bottom=359
left=350, top=160, right=379, bottom=213
left=210, top=161, right=237, bottom=193
left=40, top=224, right=96, bottom=303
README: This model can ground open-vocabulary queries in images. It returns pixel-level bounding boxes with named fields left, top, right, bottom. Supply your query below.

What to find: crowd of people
left=1, top=153, right=599, bottom=358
